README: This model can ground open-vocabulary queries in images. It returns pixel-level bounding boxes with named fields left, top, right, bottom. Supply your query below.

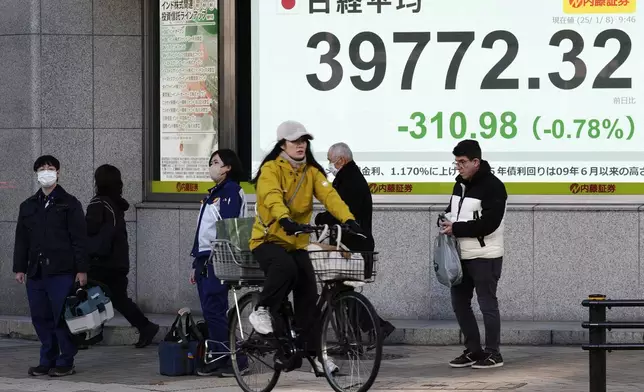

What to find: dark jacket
left=315, top=160, right=375, bottom=251
left=13, top=185, right=89, bottom=277
left=191, top=179, right=248, bottom=269
left=444, top=160, right=507, bottom=260
left=85, top=195, right=130, bottom=274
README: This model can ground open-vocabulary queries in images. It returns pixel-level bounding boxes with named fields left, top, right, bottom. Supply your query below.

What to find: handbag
left=432, top=230, right=463, bottom=288
left=158, top=308, right=205, bottom=376
left=308, top=224, right=366, bottom=282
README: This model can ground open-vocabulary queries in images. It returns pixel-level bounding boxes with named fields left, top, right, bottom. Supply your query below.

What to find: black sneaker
left=135, top=323, right=160, bottom=348
left=449, top=351, right=482, bottom=368
left=220, top=362, right=249, bottom=377
left=472, top=352, right=504, bottom=369
left=28, top=365, right=50, bottom=376
left=381, top=320, right=396, bottom=340
left=49, top=366, right=76, bottom=377
left=196, top=363, right=223, bottom=377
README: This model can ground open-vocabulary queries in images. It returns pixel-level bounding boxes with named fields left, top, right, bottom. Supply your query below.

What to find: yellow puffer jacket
left=249, top=157, right=355, bottom=252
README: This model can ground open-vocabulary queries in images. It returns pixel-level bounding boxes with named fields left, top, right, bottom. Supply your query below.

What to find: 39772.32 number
left=306, top=29, right=632, bottom=91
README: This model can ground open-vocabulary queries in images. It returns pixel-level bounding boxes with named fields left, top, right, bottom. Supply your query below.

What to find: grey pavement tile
left=0, top=344, right=640, bottom=391
left=41, top=0, right=92, bottom=34
left=0, top=0, right=39, bottom=35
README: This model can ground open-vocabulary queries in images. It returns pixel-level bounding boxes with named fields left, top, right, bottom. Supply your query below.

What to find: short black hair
left=452, top=140, right=481, bottom=160
left=33, top=155, right=60, bottom=172
left=210, top=149, right=244, bottom=183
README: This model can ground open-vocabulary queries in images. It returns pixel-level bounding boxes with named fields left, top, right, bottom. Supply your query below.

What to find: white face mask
left=327, top=163, right=338, bottom=176
left=328, top=158, right=342, bottom=176
left=209, top=164, right=224, bottom=182
left=37, top=169, right=57, bottom=188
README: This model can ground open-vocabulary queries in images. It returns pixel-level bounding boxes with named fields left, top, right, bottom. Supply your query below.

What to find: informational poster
left=159, top=0, right=218, bottom=182
left=251, top=0, right=641, bottom=195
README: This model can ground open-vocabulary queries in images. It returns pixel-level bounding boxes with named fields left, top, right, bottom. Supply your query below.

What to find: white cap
left=276, top=120, right=314, bottom=142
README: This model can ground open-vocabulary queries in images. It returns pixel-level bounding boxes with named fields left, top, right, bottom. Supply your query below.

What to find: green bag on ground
left=215, top=217, right=255, bottom=251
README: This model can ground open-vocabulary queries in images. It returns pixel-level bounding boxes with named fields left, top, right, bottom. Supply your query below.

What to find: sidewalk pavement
left=0, top=338, right=642, bottom=392
left=4, top=314, right=644, bottom=346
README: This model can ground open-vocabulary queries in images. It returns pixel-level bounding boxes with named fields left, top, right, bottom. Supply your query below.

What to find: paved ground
left=0, top=338, right=639, bottom=392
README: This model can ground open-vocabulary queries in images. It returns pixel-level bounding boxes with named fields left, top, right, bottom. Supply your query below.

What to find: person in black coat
left=13, top=155, right=88, bottom=377
left=314, top=143, right=395, bottom=339
left=85, top=164, right=159, bottom=348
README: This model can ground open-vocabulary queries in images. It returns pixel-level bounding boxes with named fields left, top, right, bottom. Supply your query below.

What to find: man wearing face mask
left=315, top=142, right=374, bottom=251
left=314, top=143, right=396, bottom=340
left=13, top=155, right=89, bottom=377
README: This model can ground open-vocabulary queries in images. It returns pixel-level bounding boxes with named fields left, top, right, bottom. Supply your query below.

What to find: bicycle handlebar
left=293, top=223, right=367, bottom=239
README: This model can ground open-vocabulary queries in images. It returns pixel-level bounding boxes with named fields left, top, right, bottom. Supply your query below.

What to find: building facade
left=1, top=0, right=643, bottom=324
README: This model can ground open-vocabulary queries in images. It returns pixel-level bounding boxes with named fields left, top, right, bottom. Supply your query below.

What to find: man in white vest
left=439, top=140, right=507, bottom=370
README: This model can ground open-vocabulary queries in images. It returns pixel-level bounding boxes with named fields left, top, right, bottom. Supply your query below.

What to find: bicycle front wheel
left=229, top=292, right=281, bottom=392
left=320, top=290, right=383, bottom=392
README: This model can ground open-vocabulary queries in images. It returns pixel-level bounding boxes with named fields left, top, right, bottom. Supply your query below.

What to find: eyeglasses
left=452, top=160, right=469, bottom=168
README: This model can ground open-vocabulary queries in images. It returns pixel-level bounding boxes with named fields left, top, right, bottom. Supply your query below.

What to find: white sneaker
left=311, top=357, right=339, bottom=374
left=249, top=307, right=273, bottom=335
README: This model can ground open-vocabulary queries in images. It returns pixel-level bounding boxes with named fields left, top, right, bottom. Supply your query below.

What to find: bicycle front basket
left=209, top=240, right=265, bottom=282
left=307, top=248, right=378, bottom=283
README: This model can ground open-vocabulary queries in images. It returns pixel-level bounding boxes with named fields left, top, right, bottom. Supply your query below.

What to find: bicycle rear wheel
left=229, top=293, right=281, bottom=392
left=320, top=290, right=383, bottom=392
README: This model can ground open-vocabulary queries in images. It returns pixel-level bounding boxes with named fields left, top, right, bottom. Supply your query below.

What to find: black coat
left=13, top=185, right=89, bottom=277
left=315, top=161, right=375, bottom=251
left=85, top=195, right=130, bottom=274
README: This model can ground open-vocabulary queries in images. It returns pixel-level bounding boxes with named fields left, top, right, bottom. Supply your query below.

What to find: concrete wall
left=133, top=204, right=644, bottom=322
left=0, top=0, right=143, bottom=314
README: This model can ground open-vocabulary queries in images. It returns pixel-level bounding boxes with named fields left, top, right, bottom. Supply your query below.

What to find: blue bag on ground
left=158, top=309, right=205, bottom=376
left=432, top=233, right=463, bottom=288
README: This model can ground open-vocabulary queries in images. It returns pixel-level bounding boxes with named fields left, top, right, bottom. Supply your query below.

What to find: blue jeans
left=195, top=258, right=247, bottom=368
left=26, top=273, right=77, bottom=368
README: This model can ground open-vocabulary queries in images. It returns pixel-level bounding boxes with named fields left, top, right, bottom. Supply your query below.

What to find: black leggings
left=253, top=243, right=320, bottom=352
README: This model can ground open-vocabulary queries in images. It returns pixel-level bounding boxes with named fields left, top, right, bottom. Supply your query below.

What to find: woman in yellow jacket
left=248, top=120, right=362, bottom=373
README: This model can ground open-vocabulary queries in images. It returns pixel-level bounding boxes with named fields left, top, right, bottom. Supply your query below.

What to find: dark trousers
left=253, top=243, right=320, bottom=352
left=89, top=269, right=150, bottom=331
left=26, top=273, right=77, bottom=368
left=450, top=257, right=503, bottom=354
left=194, top=259, right=228, bottom=359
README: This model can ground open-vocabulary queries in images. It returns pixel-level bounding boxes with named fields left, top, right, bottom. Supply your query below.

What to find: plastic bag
left=215, top=217, right=255, bottom=251
left=432, top=233, right=463, bottom=287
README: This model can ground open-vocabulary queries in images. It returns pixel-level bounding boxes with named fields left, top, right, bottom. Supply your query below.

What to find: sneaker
left=449, top=350, right=482, bottom=368
left=49, top=366, right=76, bottom=377
left=311, top=357, right=339, bottom=374
left=135, top=323, right=160, bottom=348
left=381, top=320, right=396, bottom=340
left=28, top=365, right=50, bottom=376
left=196, top=363, right=223, bottom=377
left=249, top=307, right=273, bottom=335
left=471, top=352, right=504, bottom=369
left=220, top=362, right=249, bottom=377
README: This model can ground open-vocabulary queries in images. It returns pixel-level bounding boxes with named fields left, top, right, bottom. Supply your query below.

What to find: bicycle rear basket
left=209, top=239, right=265, bottom=282
left=308, top=250, right=378, bottom=283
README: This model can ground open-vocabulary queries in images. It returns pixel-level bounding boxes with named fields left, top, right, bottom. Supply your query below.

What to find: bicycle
left=208, top=223, right=383, bottom=392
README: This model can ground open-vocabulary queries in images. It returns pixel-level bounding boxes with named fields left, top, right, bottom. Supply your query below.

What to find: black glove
left=279, top=218, right=307, bottom=235
left=345, top=219, right=364, bottom=236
